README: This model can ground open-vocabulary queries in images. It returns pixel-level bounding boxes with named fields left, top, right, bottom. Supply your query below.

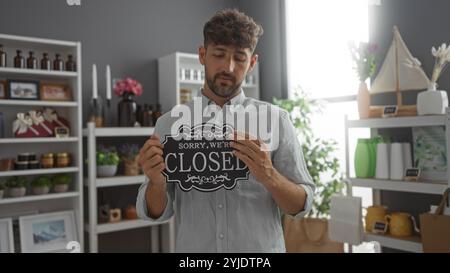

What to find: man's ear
left=248, top=54, right=258, bottom=72
left=199, top=46, right=206, bottom=65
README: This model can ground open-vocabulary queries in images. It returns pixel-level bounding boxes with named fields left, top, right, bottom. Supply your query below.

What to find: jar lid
left=57, top=153, right=68, bottom=157
left=19, top=153, right=31, bottom=156
left=29, top=160, right=39, bottom=164
left=42, top=153, right=54, bottom=157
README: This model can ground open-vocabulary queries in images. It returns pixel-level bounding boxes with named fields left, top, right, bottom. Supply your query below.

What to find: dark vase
left=118, top=92, right=137, bottom=127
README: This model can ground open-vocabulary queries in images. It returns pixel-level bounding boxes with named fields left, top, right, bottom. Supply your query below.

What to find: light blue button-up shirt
left=136, top=90, right=315, bottom=252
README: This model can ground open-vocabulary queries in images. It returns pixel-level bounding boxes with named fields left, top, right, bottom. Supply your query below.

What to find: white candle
left=92, top=64, right=98, bottom=99
left=106, top=65, right=111, bottom=100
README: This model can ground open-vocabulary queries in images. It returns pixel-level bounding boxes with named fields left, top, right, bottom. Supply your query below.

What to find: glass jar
left=56, top=153, right=71, bottom=168
left=53, top=54, right=63, bottom=71
left=14, top=50, right=25, bottom=68
left=65, top=54, right=76, bottom=71
left=27, top=51, right=37, bottom=69
left=0, top=44, right=6, bottom=67
left=41, top=153, right=55, bottom=168
left=41, top=53, right=51, bottom=70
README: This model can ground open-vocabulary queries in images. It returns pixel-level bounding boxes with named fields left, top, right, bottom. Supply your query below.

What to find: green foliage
left=348, top=42, right=378, bottom=82
left=274, top=88, right=345, bottom=218
left=52, top=174, right=72, bottom=186
left=31, top=176, right=51, bottom=187
left=6, top=176, right=28, bottom=188
left=96, top=146, right=120, bottom=166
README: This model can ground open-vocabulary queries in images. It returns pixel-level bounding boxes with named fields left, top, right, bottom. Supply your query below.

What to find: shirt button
left=218, top=204, right=223, bottom=209
left=219, top=234, right=224, bottom=239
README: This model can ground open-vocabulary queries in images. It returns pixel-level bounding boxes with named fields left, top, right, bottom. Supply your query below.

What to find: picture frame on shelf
left=0, top=218, right=15, bottom=253
left=40, top=83, right=72, bottom=101
left=0, top=80, right=6, bottom=99
left=7, top=80, right=40, bottom=100
left=19, top=210, right=77, bottom=253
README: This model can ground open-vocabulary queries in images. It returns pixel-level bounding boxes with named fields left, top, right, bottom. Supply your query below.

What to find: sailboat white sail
left=370, top=26, right=430, bottom=95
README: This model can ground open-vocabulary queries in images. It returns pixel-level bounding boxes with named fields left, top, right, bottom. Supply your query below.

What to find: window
left=285, top=0, right=372, bottom=207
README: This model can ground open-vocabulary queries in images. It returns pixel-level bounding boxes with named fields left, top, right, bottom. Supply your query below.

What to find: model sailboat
left=369, top=26, right=430, bottom=117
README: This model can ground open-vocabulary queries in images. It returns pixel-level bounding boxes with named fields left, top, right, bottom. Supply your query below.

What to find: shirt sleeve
left=136, top=119, right=175, bottom=222
left=272, top=109, right=316, bottom=220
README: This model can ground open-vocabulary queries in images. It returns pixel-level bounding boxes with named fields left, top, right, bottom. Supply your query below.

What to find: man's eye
left=213, top=54, right=224, bottom=58
left=235, top=57, right=246, bottom=62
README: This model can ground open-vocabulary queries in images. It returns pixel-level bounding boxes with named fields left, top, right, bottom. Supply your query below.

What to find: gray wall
left=0, top=0, right=240, bottom=125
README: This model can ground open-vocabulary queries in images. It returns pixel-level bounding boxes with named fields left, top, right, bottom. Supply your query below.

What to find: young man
left=136, top=9, right=315, bottom=252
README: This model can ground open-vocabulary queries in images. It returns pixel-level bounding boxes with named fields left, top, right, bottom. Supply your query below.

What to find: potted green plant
left=0, top=180, right=5, bottom=199
left=31, top=176, right=51, bottom=195
left=274, top=88, right=345, bottom=252
left=52, top=174, right=71, bottom=193
left=6, top=176, right=28, bottom=198
left=96, top=146, right=120, bottom=177
left=119, top=144, right=140, bottom=176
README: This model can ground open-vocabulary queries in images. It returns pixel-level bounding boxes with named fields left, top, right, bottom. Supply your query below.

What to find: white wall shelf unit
left=0, top=33, right=83, bottom=253
left=83, top=122, right=173, bottom=253
left=158, top=52, right=260, bottom=112
left=345, top=110, right=450, bottom=253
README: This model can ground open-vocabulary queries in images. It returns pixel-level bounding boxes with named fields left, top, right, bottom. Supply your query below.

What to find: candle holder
left=89, top=95, right=105, bottom=127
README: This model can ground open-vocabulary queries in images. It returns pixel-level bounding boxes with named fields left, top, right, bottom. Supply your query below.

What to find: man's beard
left=206, top=71, right=242, bottom=98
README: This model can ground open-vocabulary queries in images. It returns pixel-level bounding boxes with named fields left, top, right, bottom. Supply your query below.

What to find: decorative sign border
left=162, top=123, right=250, bottom=192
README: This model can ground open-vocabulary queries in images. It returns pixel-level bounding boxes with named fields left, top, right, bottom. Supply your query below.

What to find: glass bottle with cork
left=53, top=54, right=64, bottom=71
left=14, top=50, right=25, bottom=68
left=0, top=44, right=6, bottom=67
left=152, top=103, right=162, bottom=125
left=27, top=51, right=37, bottom=69
left=41, top=53, right=51, bottom=70
left=65, top=55, right=76, bottom=71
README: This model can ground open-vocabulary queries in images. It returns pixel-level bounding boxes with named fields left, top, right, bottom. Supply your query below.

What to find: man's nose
left=225, top=57, right=235, bottom=73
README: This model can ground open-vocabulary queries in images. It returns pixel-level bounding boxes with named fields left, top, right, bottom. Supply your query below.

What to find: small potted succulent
left=31, top=176, right=51, bottom=195
left=0, top=181, right=5, bottom=199
left=6, top=176, right=28, bottom=198
left=119, top=144, right=140, bottom=176
left=96, top=146, right=120, bottom=177
left=52, top=174, right=71, bottom=193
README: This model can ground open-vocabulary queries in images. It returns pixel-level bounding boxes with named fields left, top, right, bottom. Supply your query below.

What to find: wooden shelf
left=347, top=115, right=446, bottom=128
left=0, top=99, right=78, bottom=107
left=0, top=67, right=77, bottom=78
left=82, top=127, right=154, bottom=137
left=349, top=178, right=448, bottom=195
left=0, top=167, right=79, bottom=177
left=0, top=137, right=78, bottom=144
left=0, top=191, right=79, bottom=205
left=364, top=232, right=422, bottom=253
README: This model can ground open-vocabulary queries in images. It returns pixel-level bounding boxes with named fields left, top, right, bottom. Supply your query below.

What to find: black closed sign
left=162, top=124, right=249, bottom=192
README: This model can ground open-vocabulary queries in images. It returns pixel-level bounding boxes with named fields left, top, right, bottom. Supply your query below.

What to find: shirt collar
left=200, top=88, right=246, bottom=106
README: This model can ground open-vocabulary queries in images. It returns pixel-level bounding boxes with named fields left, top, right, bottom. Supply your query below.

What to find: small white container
left=375, top=143, right=390, bottom=179
left=390, top=143, right=404, bottom=180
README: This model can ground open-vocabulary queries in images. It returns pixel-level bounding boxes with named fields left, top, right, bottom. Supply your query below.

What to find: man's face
left=199, top=44, right=257, bottom=98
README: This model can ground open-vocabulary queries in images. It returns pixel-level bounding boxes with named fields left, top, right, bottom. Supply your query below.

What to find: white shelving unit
left=83, top=122, right=174, bottom=253
left=0, top=33, right=83, bottom=252
left=158, top=52, right=260, bottom=112
left=345, top=111, right=450, bottom=253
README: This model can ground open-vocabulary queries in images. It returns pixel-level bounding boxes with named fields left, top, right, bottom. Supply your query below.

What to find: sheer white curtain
left=285, top=0, right=372, bottom=207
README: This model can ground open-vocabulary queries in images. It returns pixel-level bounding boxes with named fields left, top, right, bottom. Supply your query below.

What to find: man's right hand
left=138, top=134, right=166, bottom=186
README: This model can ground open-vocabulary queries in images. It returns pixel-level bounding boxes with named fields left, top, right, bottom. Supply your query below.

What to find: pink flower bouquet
left=114, top=77, right=143, bottom=97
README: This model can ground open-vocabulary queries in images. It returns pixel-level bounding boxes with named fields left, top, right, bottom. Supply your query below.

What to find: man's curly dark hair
left=203, top=9, right=264, bottom=52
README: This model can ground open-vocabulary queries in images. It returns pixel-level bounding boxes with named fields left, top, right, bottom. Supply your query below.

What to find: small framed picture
left=7, top=80, right=40, bottom=100
left=54, top=126, right=70, bottom=138
left=0, top=218, right=15, bottom=253
left=0, top=80, right=6, bottom=99
left=40, top=83, right=72, bottom=101
left=19, top=210, right=77, bottom=253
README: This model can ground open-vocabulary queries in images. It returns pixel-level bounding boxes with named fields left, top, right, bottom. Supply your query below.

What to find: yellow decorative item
left=385, top=212, right=418, bottom=237
left=365, top=205, right=388, bottom=232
